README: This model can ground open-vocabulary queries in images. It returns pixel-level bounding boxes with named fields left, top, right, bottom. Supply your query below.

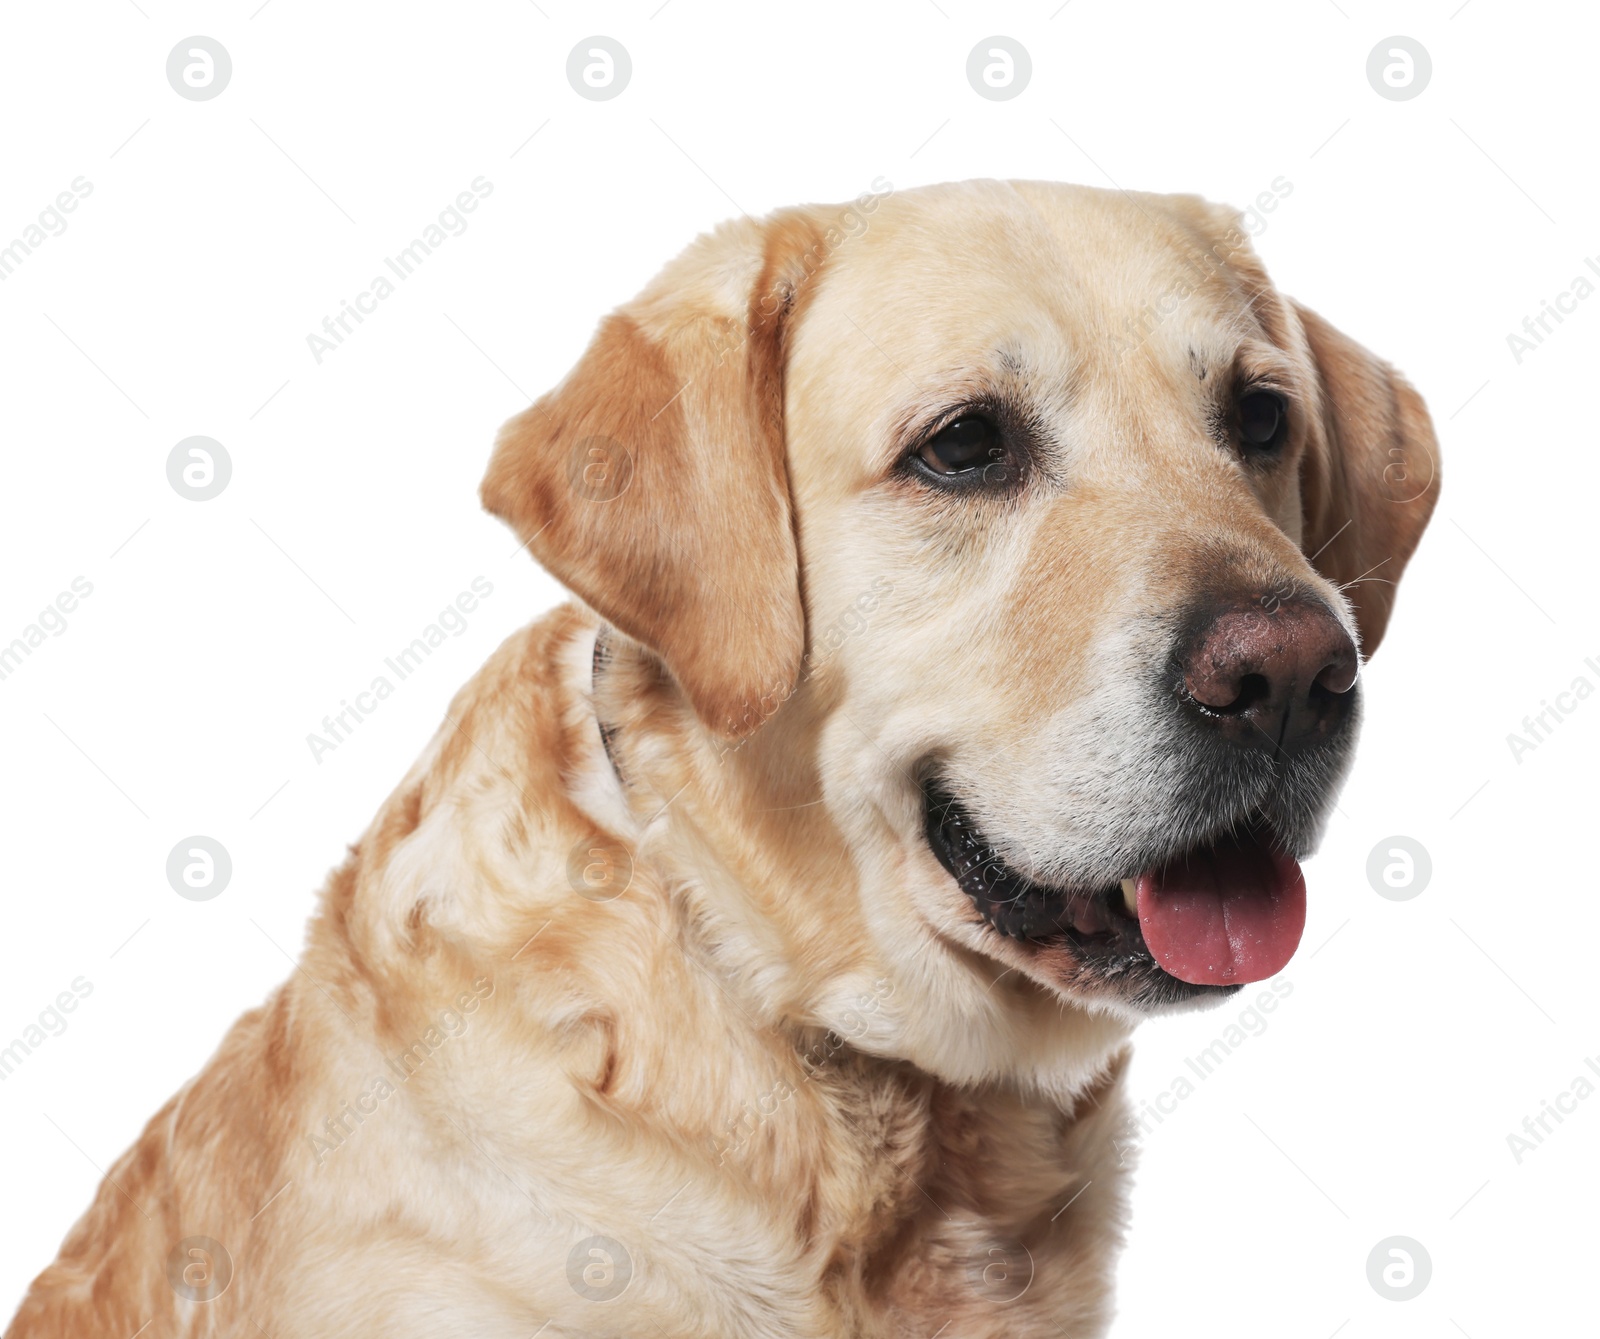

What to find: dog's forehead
left=793, top=181, right=1268, bottom=417
left=838, top=184, right=1247, bottom=318
left=787, top=181, right=1276, bottom=473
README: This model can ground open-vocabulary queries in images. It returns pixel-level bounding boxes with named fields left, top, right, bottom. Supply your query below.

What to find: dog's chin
left=921, top=782, right=1317, bottom=1016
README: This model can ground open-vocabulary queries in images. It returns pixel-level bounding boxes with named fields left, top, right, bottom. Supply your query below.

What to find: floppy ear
left=482, top=214, right=825, bottom=737
left=1293, top=302, right=1441, bottom=657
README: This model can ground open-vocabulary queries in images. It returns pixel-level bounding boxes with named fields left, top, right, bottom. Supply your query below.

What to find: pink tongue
left=1136, top=834, right=1306, bottom=985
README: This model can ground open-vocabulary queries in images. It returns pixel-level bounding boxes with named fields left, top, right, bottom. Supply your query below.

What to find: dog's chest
left=802, top=1065, right=1124, bottom=1337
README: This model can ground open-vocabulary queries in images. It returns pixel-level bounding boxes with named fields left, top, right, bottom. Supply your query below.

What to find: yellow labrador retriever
left=9, top=180, right=1439, bottom=1338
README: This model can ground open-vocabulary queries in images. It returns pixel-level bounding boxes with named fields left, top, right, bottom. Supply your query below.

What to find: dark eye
left=916, top=416, right=1005, bottom=476
left=1237, top=390, right=1287, bottom=452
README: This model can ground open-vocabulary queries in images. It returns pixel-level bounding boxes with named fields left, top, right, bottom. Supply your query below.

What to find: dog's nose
left=1177, top=596, right=1358, bottom=755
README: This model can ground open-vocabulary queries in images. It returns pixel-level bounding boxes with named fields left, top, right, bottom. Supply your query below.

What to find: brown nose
left=1177, top=596, right=1359, bottom=756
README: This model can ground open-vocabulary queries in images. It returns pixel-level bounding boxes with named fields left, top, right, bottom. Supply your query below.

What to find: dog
left=8, top=179, right=1439, bottom=1338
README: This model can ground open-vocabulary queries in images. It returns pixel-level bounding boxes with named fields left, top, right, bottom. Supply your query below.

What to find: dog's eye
left=1237, top=391, right=1287, bottom=452
left=917, top=416, right=1004, bottom=476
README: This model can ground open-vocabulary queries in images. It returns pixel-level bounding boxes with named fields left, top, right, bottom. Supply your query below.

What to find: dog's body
left=10, top=606, right=1131, bottom=1337
left=9, top=180, right=1438, bottom=1337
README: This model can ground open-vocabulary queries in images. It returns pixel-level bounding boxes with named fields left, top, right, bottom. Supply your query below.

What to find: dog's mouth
left=923, top=785, right=1306, bottom=1004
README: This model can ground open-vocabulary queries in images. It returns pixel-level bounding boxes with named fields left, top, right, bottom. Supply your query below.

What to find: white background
left=1, top=1, right=1594, bottom=1333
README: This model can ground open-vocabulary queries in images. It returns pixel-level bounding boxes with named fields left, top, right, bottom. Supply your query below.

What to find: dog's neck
left=569, top=617, right=1129, bottom=1330
left=321, top=604, right=1129, bottom=1335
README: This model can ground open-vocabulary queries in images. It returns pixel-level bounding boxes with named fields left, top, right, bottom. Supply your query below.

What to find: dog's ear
left=1293, top=302, right=1441, bottom=657
left=483, top=214, right=826, bottom=737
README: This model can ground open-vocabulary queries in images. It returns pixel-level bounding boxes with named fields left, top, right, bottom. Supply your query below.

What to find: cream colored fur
left=8, top=180, right=1438, bottom=1338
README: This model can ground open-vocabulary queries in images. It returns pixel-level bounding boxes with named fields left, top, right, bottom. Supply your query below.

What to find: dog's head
left=483, top=180, right=1438, bottom=1079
